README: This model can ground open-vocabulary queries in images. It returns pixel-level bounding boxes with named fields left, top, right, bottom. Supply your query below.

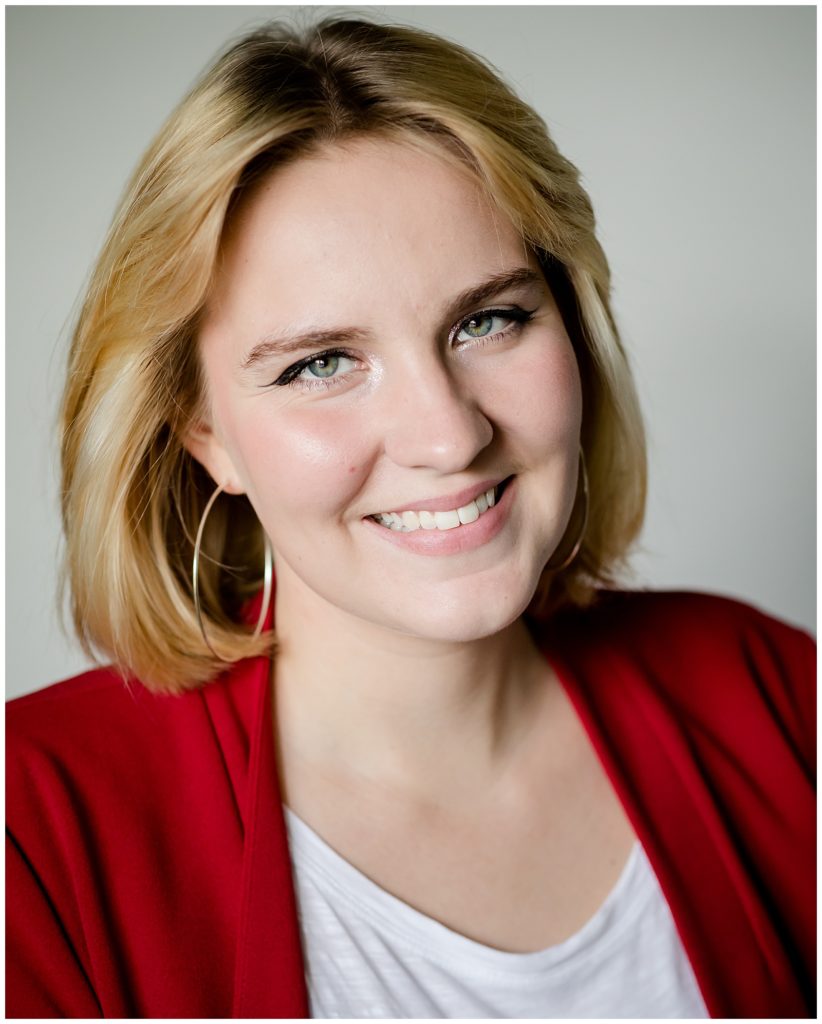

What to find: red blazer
left=6, top=590, right=816, bottom=1018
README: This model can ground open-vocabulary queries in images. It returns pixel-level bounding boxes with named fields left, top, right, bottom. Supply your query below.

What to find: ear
left=182, top=420, right=245, bottom=496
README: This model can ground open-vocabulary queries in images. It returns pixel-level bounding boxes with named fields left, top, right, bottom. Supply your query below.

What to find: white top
left=284, top=808, right=709, bottom=1019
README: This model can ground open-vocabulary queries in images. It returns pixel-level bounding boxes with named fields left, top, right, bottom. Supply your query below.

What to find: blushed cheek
left=492, top=339, right=582, bottom=448
left=230, top=409, right=374, bottom=517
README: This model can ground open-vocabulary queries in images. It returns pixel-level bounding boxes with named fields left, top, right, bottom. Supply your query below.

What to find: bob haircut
left=60, top=16, right=647, bottom=694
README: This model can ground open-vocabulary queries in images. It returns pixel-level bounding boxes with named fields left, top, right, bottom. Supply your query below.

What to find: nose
left=382, top=359, right=494, bottom=472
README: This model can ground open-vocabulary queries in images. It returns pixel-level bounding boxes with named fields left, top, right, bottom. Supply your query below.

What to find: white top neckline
left=283, top=805, right=647, bottom=979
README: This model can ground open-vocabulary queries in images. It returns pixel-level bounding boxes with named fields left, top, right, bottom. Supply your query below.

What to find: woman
left=7, top=16, right=814, bottom=1019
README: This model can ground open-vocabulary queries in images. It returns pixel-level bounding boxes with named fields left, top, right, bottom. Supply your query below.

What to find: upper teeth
left=372, top=486, right=498, bottom=532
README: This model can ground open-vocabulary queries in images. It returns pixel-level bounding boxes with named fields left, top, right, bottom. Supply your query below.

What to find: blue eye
left=305, top=354, right=341, bottom=378
left=455, top=307, right=535, bottom=344
left=457, top=314, right=503, bottom=340
left=273, top=349, right=359, bottom=390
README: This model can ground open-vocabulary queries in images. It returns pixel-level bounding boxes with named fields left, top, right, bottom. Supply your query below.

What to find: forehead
left=206, top=137, right=533, bottom=325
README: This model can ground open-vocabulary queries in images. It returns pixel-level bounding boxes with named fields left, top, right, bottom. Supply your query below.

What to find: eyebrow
left=240, top=266, right=544, bottom=371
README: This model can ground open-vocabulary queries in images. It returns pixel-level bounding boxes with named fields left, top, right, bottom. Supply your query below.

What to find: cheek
left=226, top=404, right=372, bottom=515
left=483, top=336, right=582, bottom=447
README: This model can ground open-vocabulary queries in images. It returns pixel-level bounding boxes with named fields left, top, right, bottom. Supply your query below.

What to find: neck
left=271, top=565, right=552, bottom=806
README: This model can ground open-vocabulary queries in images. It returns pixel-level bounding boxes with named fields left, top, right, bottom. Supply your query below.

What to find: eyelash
left=269, top=305, right=537, bottom=392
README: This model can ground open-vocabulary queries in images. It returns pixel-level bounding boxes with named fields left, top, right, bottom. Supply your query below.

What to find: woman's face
left=192, top=137, right=582, bottom=643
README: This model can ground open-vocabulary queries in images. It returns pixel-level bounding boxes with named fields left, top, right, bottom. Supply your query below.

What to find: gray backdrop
left=7, top=6, right=816, bottom=700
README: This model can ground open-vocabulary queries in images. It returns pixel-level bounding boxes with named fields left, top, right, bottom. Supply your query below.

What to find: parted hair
left=60, top=15, right=647, bottom=694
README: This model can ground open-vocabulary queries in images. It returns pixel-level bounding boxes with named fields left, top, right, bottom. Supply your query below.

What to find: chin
left=390, top=575, right=540, bottom=644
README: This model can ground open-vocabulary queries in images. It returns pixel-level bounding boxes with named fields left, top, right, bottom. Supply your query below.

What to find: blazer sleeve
left=742, top=600, right=816, bottom=781
left=6, top=829, right=102, bottom=1018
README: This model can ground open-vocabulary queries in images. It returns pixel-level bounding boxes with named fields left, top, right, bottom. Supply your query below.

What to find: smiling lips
left=371, top=485, right=499, bottom=532
left=364, top=476, right=515, bottom=556
left=367, top=477, right=512, bottom=533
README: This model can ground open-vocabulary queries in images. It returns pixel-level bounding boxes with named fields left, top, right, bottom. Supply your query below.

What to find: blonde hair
left=61, top=16, right=646, bottom=694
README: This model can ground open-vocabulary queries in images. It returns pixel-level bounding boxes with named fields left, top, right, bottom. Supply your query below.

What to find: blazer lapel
left=540, top=606, right=810, bottom=1019
left=229, top=650, right=309, bottom=1018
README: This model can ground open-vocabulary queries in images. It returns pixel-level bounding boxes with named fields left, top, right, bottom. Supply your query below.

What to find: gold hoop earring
left=546, top=448, right=589, bottom=573
left=192, top=483, right=273, bottom=661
